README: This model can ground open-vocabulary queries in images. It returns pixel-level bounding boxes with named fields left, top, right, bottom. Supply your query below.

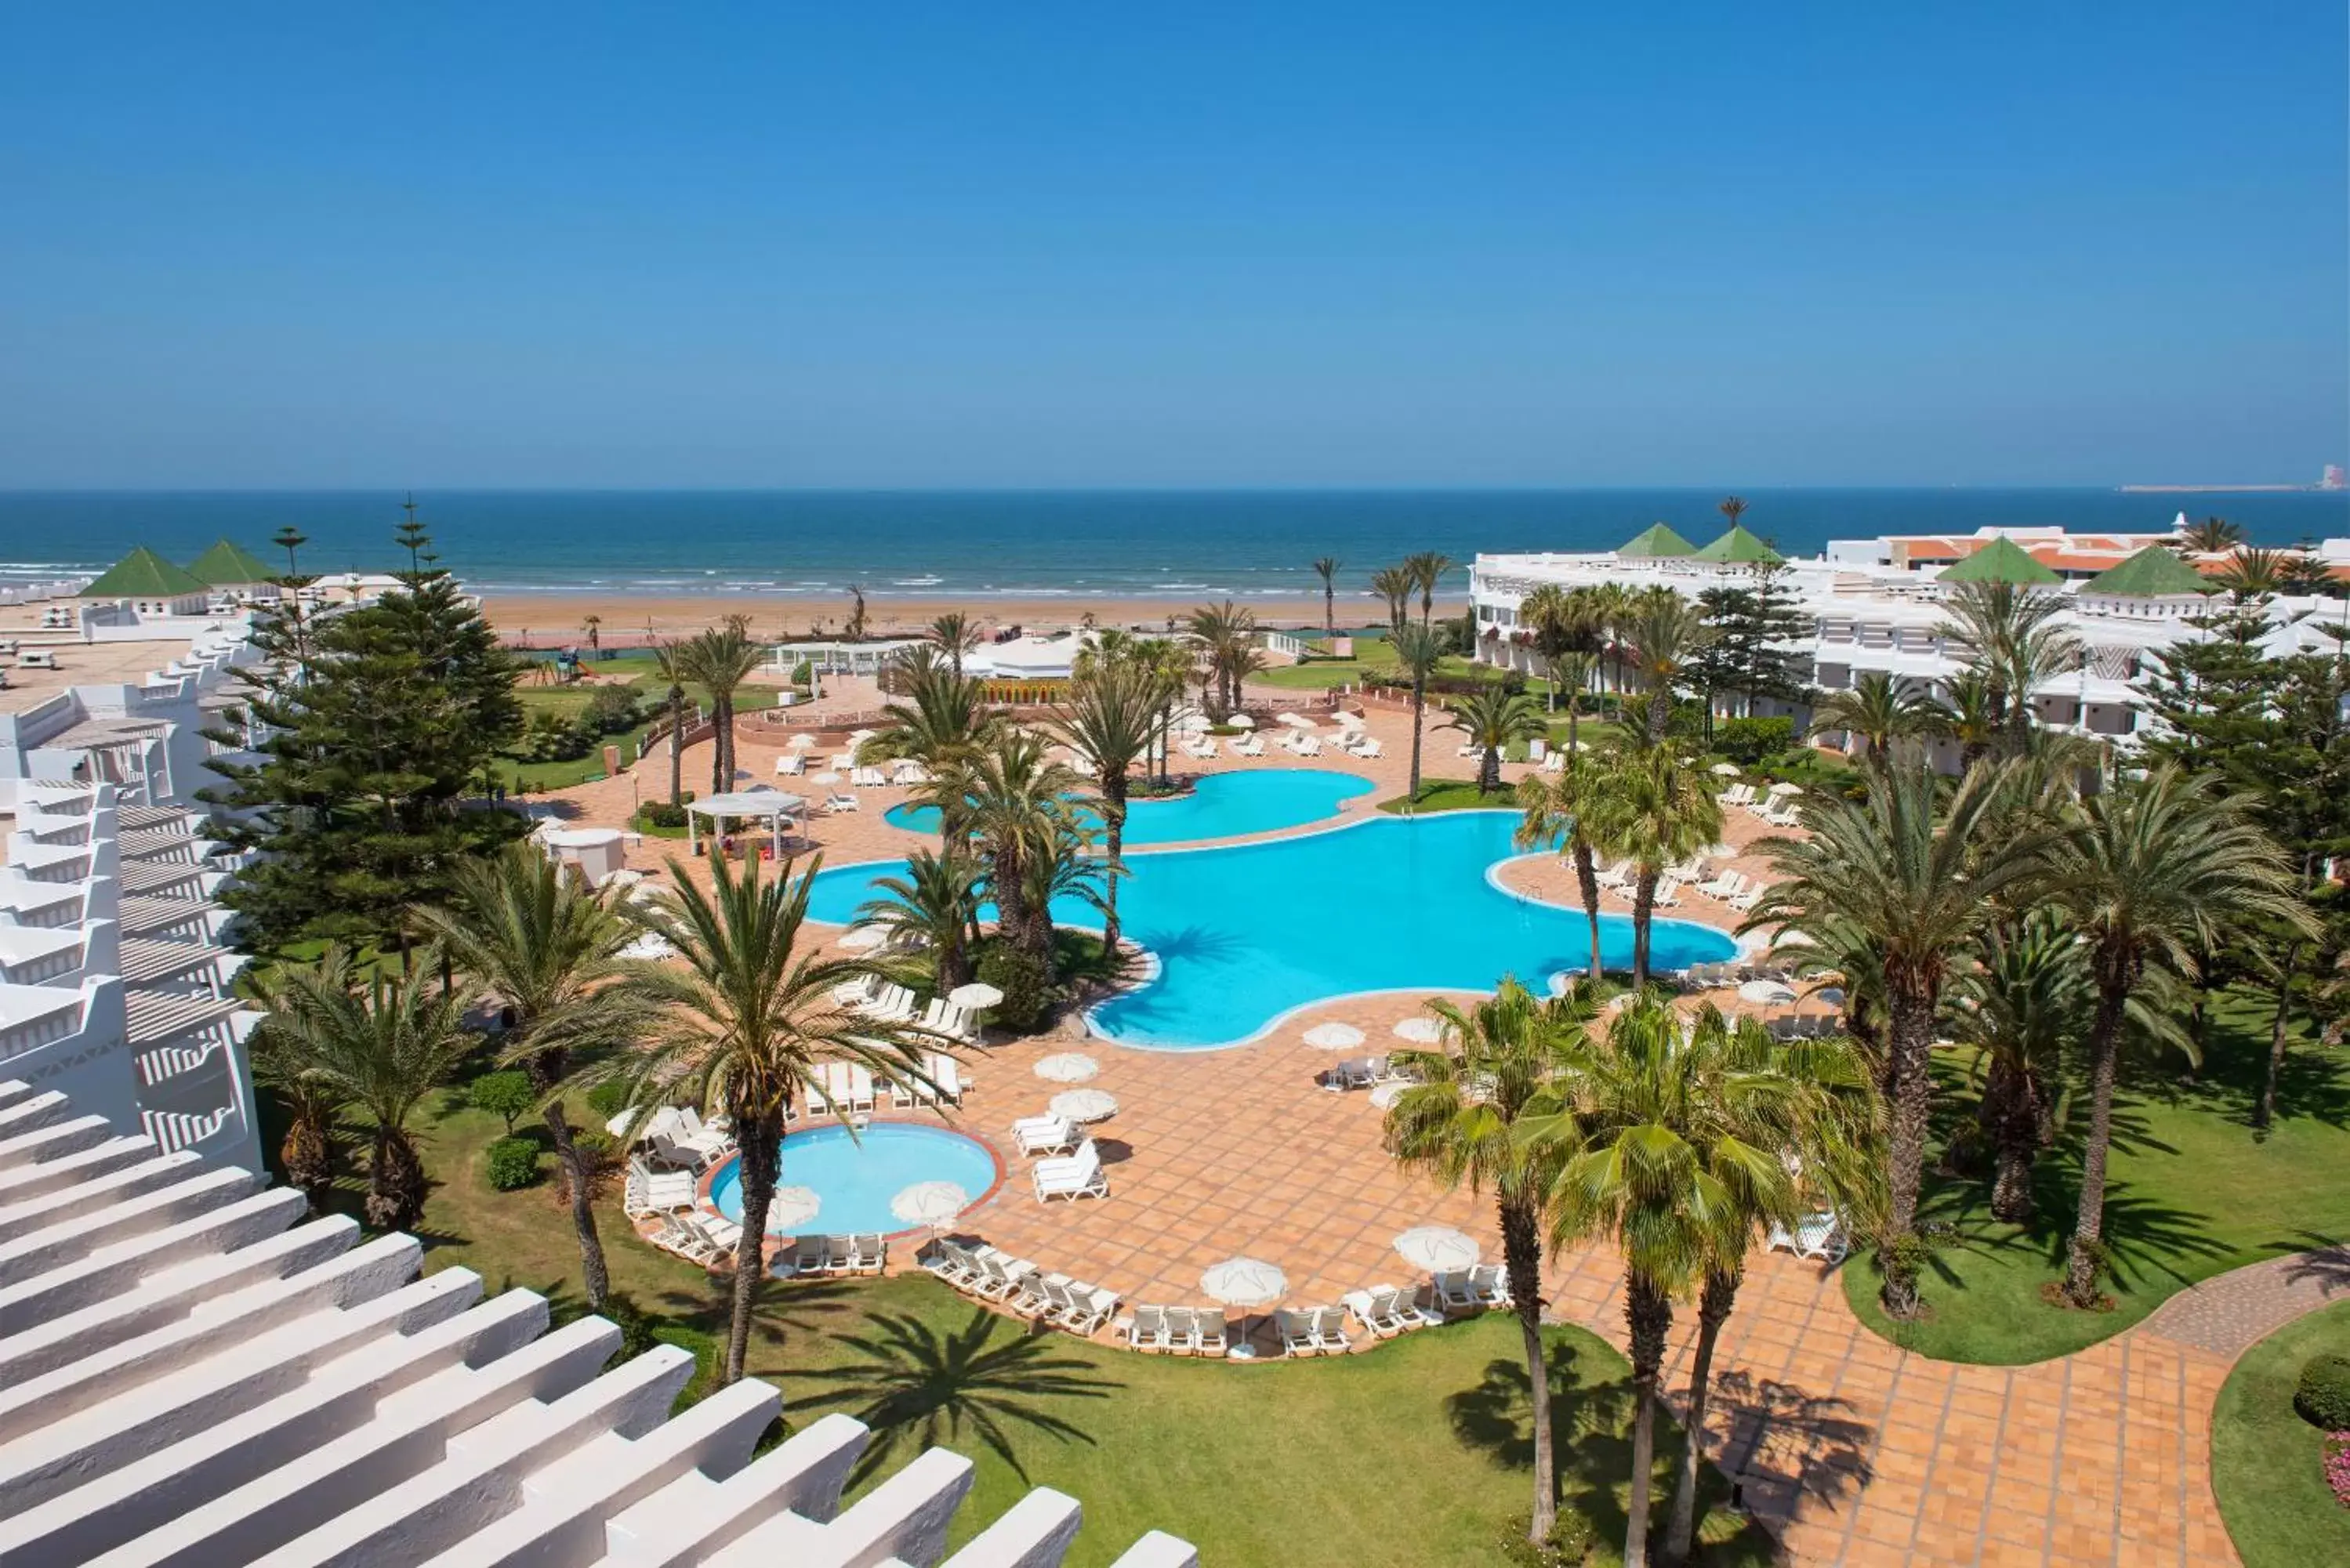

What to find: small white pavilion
left=685, top=788, right=807, bottom=858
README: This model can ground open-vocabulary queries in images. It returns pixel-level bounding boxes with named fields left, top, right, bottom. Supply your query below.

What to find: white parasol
left=788, top=733, right=817, bottom=750
left=1227, top=713, right=1256, bottom=730
left=1180, top=712, right=1212, bottom=733
left=618, top=932, right=677, bottom=961
left=1034, top=1052, right=1100, bottom=1083
left=1200, top=1255, right=1288, bottom=1360
left=1301, top=1021, right=1365, bottom=1050
left=1391, top=1016, right=1445, bottom=1045
left=948, top=981, right=1005, bottom=1009
left=767, top=1186, right=822, bottom=1233
left=889, top=1180, right=969, bottom=1228
left=1710, top=762, right=1743, bottom=777
left=1277, top=712, right=1310, bottom=729
left=1393, top=1225, right=1481, bottom=1273
left=1049, top=1088, right=1119, bottom=1124
left=1368, top=1081, right=1410, bottom=1110
left=1768, top=781, right=1804, bottom=797
left=838, top=926, right=887, bottom=951
left=1738, top=979, right=1799, bottom=1006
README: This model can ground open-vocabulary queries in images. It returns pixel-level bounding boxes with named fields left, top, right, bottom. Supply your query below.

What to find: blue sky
left=1, top=4, right=2342, bottom=487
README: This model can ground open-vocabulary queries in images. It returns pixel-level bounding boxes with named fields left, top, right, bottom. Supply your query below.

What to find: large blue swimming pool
left=883, top=766, right=1372, bottom=846
left=809, top=809, right=1739, bottom=1049
left=708, top=1123, right=999, bottom=1235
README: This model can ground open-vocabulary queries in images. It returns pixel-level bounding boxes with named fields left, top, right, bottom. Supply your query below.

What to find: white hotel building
left=1469, top=523, right=2350, bottom=758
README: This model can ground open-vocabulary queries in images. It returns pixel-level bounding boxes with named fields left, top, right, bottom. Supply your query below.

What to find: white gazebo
left=685, top=789, right=807, bottom=859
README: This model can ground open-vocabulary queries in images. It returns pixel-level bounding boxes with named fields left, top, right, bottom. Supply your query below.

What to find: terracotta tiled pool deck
left=560, top=678, right=2253, bottom=1566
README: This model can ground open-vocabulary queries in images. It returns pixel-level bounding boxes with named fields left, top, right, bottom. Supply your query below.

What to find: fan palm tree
left=1053, top=660, right=1165, bottom=952
left=619, top=853, right=934, bottom=1383
left=1390, top=622, right=1446, bottom=800
left=1809, top=672, right=1935, bottom=767
left=1384, top=979, right=1599, bottom=1546
left=1949, top=911, right=2090, bottom=1223
left=1403, top=550, right=1455, bottom=626
left=855, top=847, right=985, bottom=994
left=1019, top=823, right=1115, bottom=948
left=650, top=639, right=691, bottom=806
left=1442, top=687, right=1547, bottom=794
left=1622, top=587, right=1712, bottom=742
left=412, top=845, right=659, bottom=1309
left=2177, top=516, right=2242, bottom=555
left=1935, top=582, right=2080, bottom=754
left=2045, top=767, right=2312, bottom=1306
left=1311, top=556, right=1342, bottom=635
left=927, top=611, right=982, bottom=675
left=1516, top=759, right=1611, bottom=982
left=1743, top=763, right=2054, bottom=1318
left=1928, top=671, right=2001, bottom=770
left=251, top=947, right=473, bottom=1232
left=1581, top=744, right=1722, bottom=989
left=1370, top=566, right=1414, bottom=634
left=963, top=731, right=1092, bottom=961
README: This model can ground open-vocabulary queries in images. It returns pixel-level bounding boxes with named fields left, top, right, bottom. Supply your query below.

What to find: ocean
left=4, top=489, right=2345, bottom=601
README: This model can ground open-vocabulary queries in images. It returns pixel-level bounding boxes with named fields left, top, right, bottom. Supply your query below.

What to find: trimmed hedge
left=2294, top=1353, right=2350, bottom=1430
left=484, top=1135, right=545, bottom=1191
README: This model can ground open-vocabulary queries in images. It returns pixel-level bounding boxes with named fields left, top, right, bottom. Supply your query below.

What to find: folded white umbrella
left=1050, top=1088, right=1119, bottom=1123
left=948, top=981, right=1004, bottom=1009
left=889, top=1180, right=969, bottom=1227
left=1394, top=1225, right=1481, bottom=1272
left=1391, top=1016, right=1445, bottom=1045
left=1301, top=1021, right=1365, bottom=1050
left=1034, top=1052, right=1100, bottom=1083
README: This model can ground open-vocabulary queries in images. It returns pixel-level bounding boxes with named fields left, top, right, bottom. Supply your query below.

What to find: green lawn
left=1844, top=993, right=2350, bottom=1363
left=2210, top=1300, right=2350, bottom=1567
left=282, top=1083, right=1776, bottom=1566
left=506, top=671, right=786, bottom=791
left=1379, top=777, right=1514, bottom=815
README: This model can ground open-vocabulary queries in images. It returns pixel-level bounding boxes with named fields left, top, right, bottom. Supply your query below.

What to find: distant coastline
left=2118, top=483, right=2327, bottom=494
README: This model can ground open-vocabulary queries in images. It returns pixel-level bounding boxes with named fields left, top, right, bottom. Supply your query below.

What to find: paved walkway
left=2135, top=1244, right=2350, bottom=1357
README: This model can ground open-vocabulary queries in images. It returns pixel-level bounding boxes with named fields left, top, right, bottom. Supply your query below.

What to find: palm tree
left=1384, top=979, right=1598, bottom=1546
left=1370, top=566, right=1414, bottom=634
left=680, top=618, right=763, bottom=795
left=251, top=947, right=473, bottom=1232
left=855, top=847, right=984, bottom=993
left=1717, top=495, right=1747, bottom=532
left=864, top=648, right=998, bottom=777
left=2046, top=767, right=2312, bottom=1306
left=1744, top=764, right=2054, bottom=1318
left=581, top=614, right=600, bottom=651
left=963, top=731, right=1092, bottom=961
left=2214, top=546, right=2286, bottom=604
left=1515, top=760, right=1611, bottom=981
left=1928, top=671, right=2000, bottom=770
left=1809, top=672, right=1935, bottom=766
left=620, top=853, right=933, bottom=1383
left=1054, top=660, right=1164, bottom=954
left=650, top=639, right=691, bottom=806
left=845, top=585, right=869, bottom=641
left=2177, top=516, right=2242, bottom=555
left=1949, top=911, right=2089, bottom=1223
left=247, top=1020, right=346, bottom=1211
left=1589, top=581, right=1636, bottom=702
left=1518, top=585, right=1576, bottom=712
left=927, top=611, right=982, bottom=675
left=414, top=846, right=658, bottom=1308
left=1622, top=587, right=1712, bottom=743
left=1403, top=550, right=1455, bottom=626
left=1936, top=581, right=2080, bottom=754
left=1389, top=622, right=1445, bottom=800
left=1442, top=687, right=1546, bottom=794
left=1311, top=556, right=1342, bottom=635
left=1184, top=599, right=1259, bottom=719
left=1581, top=745, right=1721, bottom=988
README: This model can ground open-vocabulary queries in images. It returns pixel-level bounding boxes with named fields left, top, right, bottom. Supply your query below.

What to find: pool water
left=707, top=1123, right=999, bottom=1235
left=809, top=809, right=1739, bottom=1049
left=883, top=766, right=1372, bottom=846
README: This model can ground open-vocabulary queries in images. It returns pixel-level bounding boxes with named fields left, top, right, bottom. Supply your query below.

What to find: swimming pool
left=882, top=766, right=1372, bottom=846
left=808, top=809, right=1739, bottom=1049
left=707, top=1123, right=1000, bottom=1235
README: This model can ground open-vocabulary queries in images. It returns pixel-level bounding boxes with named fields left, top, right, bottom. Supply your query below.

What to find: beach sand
left=481, top=592, right=1464, bottom=646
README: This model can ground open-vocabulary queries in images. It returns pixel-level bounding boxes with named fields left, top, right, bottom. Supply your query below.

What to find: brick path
left=560, top=681, right=2311, bottom=1567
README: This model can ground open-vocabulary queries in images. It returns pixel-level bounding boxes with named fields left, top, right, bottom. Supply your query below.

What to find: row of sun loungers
left=1433, top=1264, right=1512, bottom=1311
left=1124, top=1305, right=1235, bottom=1353
left=626, top=1155, right=698, bottom=1217
left=782, top=1232, right=888, bottom=1276
left=1318, top=1054, right=1416, bottom=1092
left=1225, top=734, right=1265, bottom=758
left=1276, top=1306, right=1354, bottom=1355
left=922, top=1239, right=1119, bottom=1332
left=1718, top=782, right=1803, bottom=827
left=832, top=975, right=981, bottom=1044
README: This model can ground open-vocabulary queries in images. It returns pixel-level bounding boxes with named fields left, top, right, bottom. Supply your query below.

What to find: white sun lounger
left=1011, top=1113, right=1080, bottom=1157
left=1311, top=1304, right=1353, bottom=1353
left=1468, top=1263, right=1511, bottom=1308
left=1032, top=1139, right=1109, bottom=1201
left=1276, top=1309, right=1320, bottom=1357
left=825, top=791, right=859, bottom=813
left=1127, top=1304, right=1172, bottom=1351
left=1343, top=1284, right=1411, bottom=1338
left=775, top=753, right=807, bottom=776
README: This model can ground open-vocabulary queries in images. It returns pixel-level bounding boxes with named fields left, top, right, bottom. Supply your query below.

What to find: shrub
left=484, top=1135, right=545, bottom=1191
left=468, top=1070, right=537, bottom=1133
left=582, top=684, right=644, bottom=733
left=585, top=1080, right=630, bottom=1117
left=1714, top=715, right=1797, bottom=766
left=1495, top=1510, right=1597, bottom=1566
left=597, top=1291, right=664, bottom=1361
left=2295, top=1353, right=2350, bottom=1430
left=638, top=800, right=689, bottom=829
left=976, top=943, right=1054, bottom=1033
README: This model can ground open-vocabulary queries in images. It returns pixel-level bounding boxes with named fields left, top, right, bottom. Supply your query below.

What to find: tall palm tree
left=248, top=1022, right=346, bottom=1211
left=927, top=611, right=982, bottom=675
left=1622, top=587, right=1712, bottom=743
left=1928, top=671, right=2000, bottom=770
left=1519, top=584, right=1576, bottom=712
left=1717, top=495, right=1747, bottom=533
left=1389, top=622, right=1445, bottom=801
left=1515, top=760, right=1610, bottom=981
left=2214, top=546, right=2286, bottom=604
left=1385, top=979, right=1599, bottom=1546
left=2177, top=516, right=2242, bottom=555
left=1936, top=581, right=2080, bottom=755
left=1054, top=660, right=1164, bottom=953
left=650, top=639, right=691, bottom=806
left=620, top=853, right=932, bottom=1383
left=855, top=846, right=984, bottom=993
left=581, top=614, right=600, bottom=651
left=1582, top=744, right=1721, bottom=988
left=1184, top=599, right=1259, bottom=719
left=864, top=648, right=998, bottom=777
left=413, top=845, right=658, bottom=1308
left=1311, top=556, right=1342, bottom=635
left=1809, top=672, right=1936, bottom=766
left=1589, top=581, right=1636, bottom=701
left=251, top=947, right=473, bottom=1232
left=1370, top=566, right=1414, bottom=634
left=2046, top=768, right=2312, bottom=1305
left=1442, top=687, right=1546, bottom=794
left=963, top=730, right=1092, bottom=961
left=1744, top=764, right=2054, bottom=1318
left=1949, top=911, right=2090, bottom=1223
left=1403, top=550, right=1455, bottom=626
left=681, top=618, right=763, bottom=795
left=1129, top=636, right=1191, bottom=786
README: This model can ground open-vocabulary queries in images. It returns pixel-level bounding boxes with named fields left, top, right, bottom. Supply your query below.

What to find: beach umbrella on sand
left=1391, top=1016, right=1445, bottom=1045
left=1394, top=1225, right=1481, bottom=1273
left=890, top=1180, right=969, bottom=1229
left=1201, top=1256, right=1289, bottom=1360
left=1302, top=1021, right=1365, bottom=1050
left=1710, top=762, right=1743, bottom=777
left=948, top=981, right=1004, bottom=1010
left=1227, top=713, right=1256, bottom=730
left=1035, top=1052, right=1100, bottom=1083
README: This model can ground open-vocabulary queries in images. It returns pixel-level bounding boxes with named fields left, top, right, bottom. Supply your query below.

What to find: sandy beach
left=480, top=592, right=1465, bottom=646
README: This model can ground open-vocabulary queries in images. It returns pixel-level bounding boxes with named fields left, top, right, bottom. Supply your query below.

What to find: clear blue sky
left=2, top=4, right=2342, bottom=488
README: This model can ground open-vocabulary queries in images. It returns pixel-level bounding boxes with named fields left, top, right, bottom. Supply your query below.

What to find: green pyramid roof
left=185, top=538, right=274, bottom=586
left=80, top=545, right=211, bottom=600
left=2083, top=545, right=2217, bottom=598
left=1937, top=535, right=2062, bottom=586
left=1615, top=522, right=1697, bottom=559
left=1692, top=523, right=1784, bottom=565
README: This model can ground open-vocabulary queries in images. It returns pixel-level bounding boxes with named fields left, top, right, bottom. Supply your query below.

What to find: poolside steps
left=0, top=1080, right=1199, bottom=1568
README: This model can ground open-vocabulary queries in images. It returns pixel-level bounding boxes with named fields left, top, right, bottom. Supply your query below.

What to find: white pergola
left=685, top=789, right=807, bottom=859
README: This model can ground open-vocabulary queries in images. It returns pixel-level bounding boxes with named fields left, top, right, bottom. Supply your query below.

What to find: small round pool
left=706, top=1122, right=1000, bottom=1235
left=883, top=766, right=1371, bottom=846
